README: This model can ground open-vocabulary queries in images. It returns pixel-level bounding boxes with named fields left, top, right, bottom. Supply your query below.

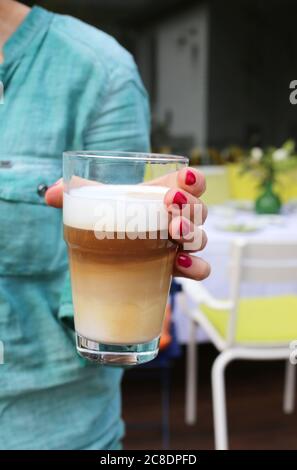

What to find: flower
left=251, top=147, right=263, bottom=162
left=272, top=148, right=288, bottom=162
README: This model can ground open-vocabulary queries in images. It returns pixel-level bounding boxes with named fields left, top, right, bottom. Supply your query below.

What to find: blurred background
left=25, top=0, right=297, bottom=450
left=27, top=0, right=297, bottom=158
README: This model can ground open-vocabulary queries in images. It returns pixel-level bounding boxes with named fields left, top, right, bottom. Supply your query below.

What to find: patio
left=123, top=344, right=297, bottom=450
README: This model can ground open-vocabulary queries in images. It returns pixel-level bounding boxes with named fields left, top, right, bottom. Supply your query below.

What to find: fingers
left=149, top=167, right=206, bottom=198
left=45, top=172, right=210, bottom=281
left=173, top=253, right=211, bottom=281
left=45, top=167, right=207, bottom=212
left=45, top=179, right=63, bottom=208
left=45, top=177, right=104, bottom=208
left=176, top=167, right=206, bottom=197
left=164, top=188, right=207, bottom=225
left=169, top=217, right=208, bottom=252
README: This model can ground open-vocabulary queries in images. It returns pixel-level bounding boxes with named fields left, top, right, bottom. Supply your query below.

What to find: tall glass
left=63, top=151, right=188, bottom=366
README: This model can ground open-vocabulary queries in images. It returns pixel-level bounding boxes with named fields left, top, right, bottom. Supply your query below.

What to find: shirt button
left=37, top=184, right=48, bottom=197
left=0, top=161, right=12, bottom=169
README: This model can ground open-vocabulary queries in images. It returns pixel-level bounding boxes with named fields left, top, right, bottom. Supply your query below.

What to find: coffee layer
left=64, top=225, right=177, bottom=344
left=63, top=185, right=169, bottom=232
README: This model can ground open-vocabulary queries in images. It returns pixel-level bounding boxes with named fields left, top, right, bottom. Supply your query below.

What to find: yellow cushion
left=227, top=163, right=258, bottom=201
left=203, top=170, right=231, bottom=205
left=200, top=296, right=297, bottom=344
left=227, top=163, right=297, bottom=203
left=277, top=169, right=297, bottom=201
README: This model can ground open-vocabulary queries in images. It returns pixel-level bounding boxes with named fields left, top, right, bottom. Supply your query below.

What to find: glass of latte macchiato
left=63, top=151, right=188, bottom=366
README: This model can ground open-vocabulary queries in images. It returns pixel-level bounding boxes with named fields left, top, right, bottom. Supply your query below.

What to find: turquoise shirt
left=0, top=6, right=150, bottom=449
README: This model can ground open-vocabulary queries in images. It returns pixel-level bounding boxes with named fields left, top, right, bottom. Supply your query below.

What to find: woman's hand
left=45, top=167, right=210, bottom=281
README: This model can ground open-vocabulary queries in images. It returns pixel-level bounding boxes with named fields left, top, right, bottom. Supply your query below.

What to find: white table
left=174, top=204, right=297, bottom=343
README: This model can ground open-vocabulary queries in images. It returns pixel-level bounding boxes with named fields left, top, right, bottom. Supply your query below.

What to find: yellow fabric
left=278, top=169, right=297, bottom=201
left=200, top=295, right=297, bottom=343
left=203, top=170, right=231, bottom=205
left=227, top=163, right=297, bottom=203
left=227, top=163, right=258, bottom=201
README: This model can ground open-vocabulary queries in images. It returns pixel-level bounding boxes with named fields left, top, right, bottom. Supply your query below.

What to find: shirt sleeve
left=84, top=65, right=151, bottom=152
left=58, top=63, right=151, bottom=331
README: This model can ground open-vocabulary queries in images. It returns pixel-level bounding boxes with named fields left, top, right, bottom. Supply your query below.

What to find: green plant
left=241, top=140, right=297, bottom=188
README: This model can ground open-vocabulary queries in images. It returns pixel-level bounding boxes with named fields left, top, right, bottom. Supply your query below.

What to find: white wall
left=154, top=6, right=209, bottom=149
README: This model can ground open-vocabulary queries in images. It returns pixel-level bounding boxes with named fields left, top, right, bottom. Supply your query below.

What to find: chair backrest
left=226, top=239, right=297, bottom=345
left=233, top=239, right=297, bottom=283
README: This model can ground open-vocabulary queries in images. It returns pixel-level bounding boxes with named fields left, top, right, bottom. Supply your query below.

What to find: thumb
left=45, top=179, right=63, bottom=208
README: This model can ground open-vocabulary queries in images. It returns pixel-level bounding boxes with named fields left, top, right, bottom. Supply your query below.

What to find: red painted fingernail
left=177, top=254, right=192, bottom=268
left=179, top=219, right=190, bottom=237
left=173, top=191, right=187, bottom=208
left=185, top=170, right=196, bottom=186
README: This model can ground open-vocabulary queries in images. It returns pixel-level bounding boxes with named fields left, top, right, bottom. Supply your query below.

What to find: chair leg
left=283, top=360, right=296, bottom=414
left=211, top=350, right=234, bottom=450
left=185, top=318, right=198, bottom=425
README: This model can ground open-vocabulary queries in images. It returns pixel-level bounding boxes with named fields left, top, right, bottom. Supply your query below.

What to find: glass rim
left=63, top=150, right=188, bottom=164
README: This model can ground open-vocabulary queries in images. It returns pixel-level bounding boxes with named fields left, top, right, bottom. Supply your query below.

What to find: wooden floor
left=122, top=344, right=297, bottom=450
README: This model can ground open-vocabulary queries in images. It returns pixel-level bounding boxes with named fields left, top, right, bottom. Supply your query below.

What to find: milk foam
left=63, top=185, right=169, bottom=232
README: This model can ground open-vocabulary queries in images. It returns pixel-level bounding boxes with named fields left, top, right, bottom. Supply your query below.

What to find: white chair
left=179, top=239, right=297, bottom=450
